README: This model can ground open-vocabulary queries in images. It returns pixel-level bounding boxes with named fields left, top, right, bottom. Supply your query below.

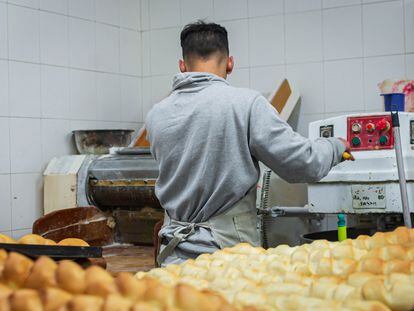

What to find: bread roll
left=25, top=256, right=57, bottom=289
left=115, top=273, right=146, bottom=302
left=41, top=288, right=72, bottom=311
left=0, top=284, right=11, bottom=300
left=56, top=260, right=86, bottom=294
left=2, top=252, right=34, bottom=289
left=63, top=295, right=103, bottom=311
left=85, top=266, right=118, bottom=297
left=141, top=277, right=173, bottom=307
left=0, top=296, right=9, bottom=311
left=0, top=235, right=15, bottom=244
left=0, top=250, right=8, bottom=278
left=58, top=238, right=89, bottom=247
left=102, top=294, right=132, bottom=311
left=9, top=289, right=42, bottom=311
left=131, top=302, right=162, bottom=311
left=175, top=283, right=224, bottom=311
left=17, top=234, right=47, bottom=245
left=44, top=239, right=57, bottom=246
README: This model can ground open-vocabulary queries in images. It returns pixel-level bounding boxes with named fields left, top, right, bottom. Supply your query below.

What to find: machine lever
left=391, top=110, right=412, bottom=228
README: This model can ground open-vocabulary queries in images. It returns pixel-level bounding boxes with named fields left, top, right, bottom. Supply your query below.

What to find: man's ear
left=226, top=56, right=234, bottom=75
left=179, top=59, right=187, bottom=73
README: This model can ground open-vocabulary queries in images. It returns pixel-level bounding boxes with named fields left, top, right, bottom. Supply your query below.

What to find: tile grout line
left=6, top=2, right=12, bottom=233
left=361, top=2, right=367, bottom=111
left=321, top=5, right=326, bottom=116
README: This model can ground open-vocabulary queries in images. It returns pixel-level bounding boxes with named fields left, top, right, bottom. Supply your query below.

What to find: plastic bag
left=378, top=79, right=414, bottom=112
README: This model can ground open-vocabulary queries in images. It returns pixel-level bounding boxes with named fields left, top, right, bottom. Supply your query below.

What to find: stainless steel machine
left=258, top=112, right=414, bottom=247
left=44, top=148, right=163, bottom=245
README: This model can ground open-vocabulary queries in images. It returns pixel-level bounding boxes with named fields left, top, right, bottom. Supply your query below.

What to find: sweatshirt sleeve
left=249, top=95, right=346, bottom=183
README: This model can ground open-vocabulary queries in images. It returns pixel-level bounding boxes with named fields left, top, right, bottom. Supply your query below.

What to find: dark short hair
left=180, top=21, right=229, bottom=61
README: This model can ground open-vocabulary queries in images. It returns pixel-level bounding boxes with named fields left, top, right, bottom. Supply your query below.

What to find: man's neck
left=187, top=61, right=227, bottom=79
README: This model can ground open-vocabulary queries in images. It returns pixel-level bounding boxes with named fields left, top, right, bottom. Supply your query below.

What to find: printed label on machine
left=351, top=185, right=386, bottom=209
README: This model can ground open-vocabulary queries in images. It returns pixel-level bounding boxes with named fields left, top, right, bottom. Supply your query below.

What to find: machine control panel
left=347, top=115, right=394, bottom=151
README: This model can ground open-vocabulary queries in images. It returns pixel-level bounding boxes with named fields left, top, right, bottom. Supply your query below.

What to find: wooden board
left=270, top=79, right=291, bottom=113
left=103, top=245, right=154, bottom=275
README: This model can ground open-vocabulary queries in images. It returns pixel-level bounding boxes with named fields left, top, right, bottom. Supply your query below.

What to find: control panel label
left=352, top=185, right=386, bottom=209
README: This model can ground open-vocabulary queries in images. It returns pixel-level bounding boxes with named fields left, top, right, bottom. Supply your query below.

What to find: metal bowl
left=73, top=129, right=134, bottom=154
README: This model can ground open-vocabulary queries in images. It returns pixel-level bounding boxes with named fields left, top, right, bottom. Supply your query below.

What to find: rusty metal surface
left=73, top=129, right=134, bottom=154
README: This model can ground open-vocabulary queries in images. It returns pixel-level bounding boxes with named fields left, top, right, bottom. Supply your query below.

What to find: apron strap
left=156, top=222, right=199, bottom=266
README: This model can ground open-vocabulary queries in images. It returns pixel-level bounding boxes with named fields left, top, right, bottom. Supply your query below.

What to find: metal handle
left=392, top=111, right=412, bottom=228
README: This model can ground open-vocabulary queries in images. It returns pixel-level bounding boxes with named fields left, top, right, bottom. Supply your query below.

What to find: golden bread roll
left=115, top=273, right=146, bottom=302
left=9, top=289, right=42, bottom=311
left=131, top=302, right=162, bottom=311
left=0, top=250, right=7, bottom=263
left=175, top=283, right=221, bottom=311
left=17, top=234, right=47, bottom=245
left=44, top=239, right=57, bottom=246
left=139, top=226, right=414, bottom=311
left=141, top=277, right=173, bottom=307
left=58, top=238, right=89, bottom=247
left=2, top=252, right=34, bottom=289
left=0, top=235, right=15, bottom=244
left=25, top=256, right=57, bottom=289
left=56, top=260, right=86, bottom=294
left=63, top=295, right=103, bottom=311
left=0, top=250, right=8, bottom=278
left=40, top=288, right=72, bottom=311
left=0, top=296, right=9, bottom=311
left=0, top=284, right=11, bottom=300
left=102, top=294, right=133, bottom=311
left=85, top=266, right=118, bottom=297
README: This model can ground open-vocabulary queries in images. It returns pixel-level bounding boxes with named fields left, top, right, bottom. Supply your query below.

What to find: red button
left=366, top=123, right=375, bottom=132
left=377, top=119, right=390, bottom=132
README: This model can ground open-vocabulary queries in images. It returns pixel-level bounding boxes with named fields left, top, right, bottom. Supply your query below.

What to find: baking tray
left=0, top=243, right=102, bottom=259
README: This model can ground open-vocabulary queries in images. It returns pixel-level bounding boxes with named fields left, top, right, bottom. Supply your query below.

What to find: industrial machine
left=43, top=148, right=163, bottom=245
left=259, top=112, right=414, bottom=246
left=308, top=112, right=414, bottom=214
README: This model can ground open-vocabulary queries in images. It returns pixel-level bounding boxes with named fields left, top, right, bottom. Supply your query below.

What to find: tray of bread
left=0, top=233, right=102, bottom=259
left=137, top=226, right=414, bottom=311
left=0, top=249, right=254, bottom=311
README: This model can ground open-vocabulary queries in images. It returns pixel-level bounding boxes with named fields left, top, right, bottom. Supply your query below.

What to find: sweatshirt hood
left=172, top=72, right=228, bottom=92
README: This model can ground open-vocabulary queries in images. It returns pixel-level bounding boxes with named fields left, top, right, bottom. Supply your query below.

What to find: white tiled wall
left=1, top=0, right=414, bottom=238
left=0, top=0, right=142, bottom=238
left=141, top=0, right=414, bottom=139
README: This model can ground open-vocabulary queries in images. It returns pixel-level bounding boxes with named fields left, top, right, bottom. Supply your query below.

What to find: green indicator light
left=379, top=135, right=388, bottom=145
left=351, top=137, right=361, bottom=146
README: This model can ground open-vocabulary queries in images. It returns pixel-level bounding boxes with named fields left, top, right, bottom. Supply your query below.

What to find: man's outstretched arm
left=249, top=95, right=351, bottom=183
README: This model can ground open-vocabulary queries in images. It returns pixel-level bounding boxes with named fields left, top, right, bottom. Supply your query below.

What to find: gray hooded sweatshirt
left=146, top=72, right=345, bottom=259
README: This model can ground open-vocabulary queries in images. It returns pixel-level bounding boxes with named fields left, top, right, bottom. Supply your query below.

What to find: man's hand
left=338, top=138, right=355, bottom=161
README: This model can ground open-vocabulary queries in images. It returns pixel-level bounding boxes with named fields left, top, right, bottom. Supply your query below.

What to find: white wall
left=0, top=0, right=143, bottom=238
left=141, top=0, right=414, bottom=138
